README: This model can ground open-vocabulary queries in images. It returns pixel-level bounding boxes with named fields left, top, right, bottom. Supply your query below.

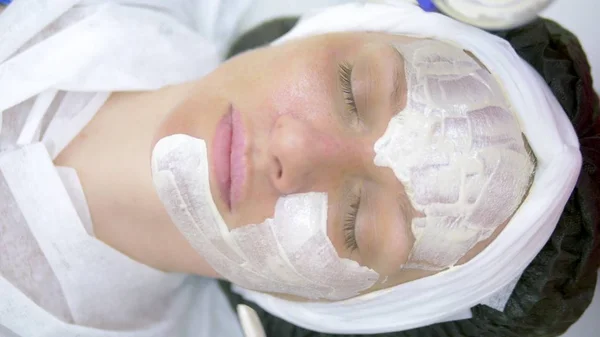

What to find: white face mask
left=151, top=134, right=379, bottom=300
left=374, top=39, right=534, bottom=271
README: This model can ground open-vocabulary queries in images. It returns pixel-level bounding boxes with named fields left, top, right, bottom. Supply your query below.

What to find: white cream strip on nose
left=151, top=134, right=378, bottom=300
left=374, top=40, right=534, bottom=271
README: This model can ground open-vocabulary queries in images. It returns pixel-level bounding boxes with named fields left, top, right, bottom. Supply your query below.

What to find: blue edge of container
left=418, top=0, right=439, bottom=12
left=1, top=0, right=437, bottom=10
left=0, top=0, right=441, bottom=10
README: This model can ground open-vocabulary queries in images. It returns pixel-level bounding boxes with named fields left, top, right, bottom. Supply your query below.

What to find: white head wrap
left=231, top=1, right=581, bottom=334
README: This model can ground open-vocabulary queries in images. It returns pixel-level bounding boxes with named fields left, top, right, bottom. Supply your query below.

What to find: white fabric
left=232, top=1, right=582, bottom=334
left=235, top=0, right=351, bottom=35
left=0, top=0, right=252, bottom=336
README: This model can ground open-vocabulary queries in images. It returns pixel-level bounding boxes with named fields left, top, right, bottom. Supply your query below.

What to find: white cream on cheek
left=151, top=134, right=379, bottom=300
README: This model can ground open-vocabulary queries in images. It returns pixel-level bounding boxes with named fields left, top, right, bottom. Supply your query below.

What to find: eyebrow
left=391, top=68, right=402, bottom=109
left=390, top=48, right=406, bottom=114
left=362, top=62, right=374, bottom=120
left=365, top=191, right=415, bottom=273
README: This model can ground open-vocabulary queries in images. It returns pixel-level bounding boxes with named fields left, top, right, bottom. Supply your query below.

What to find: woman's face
left=155, top=32, right=422, bottom=281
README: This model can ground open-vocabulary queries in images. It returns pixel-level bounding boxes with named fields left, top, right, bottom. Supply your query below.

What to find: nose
left=268, top=114, right=341, bottom=195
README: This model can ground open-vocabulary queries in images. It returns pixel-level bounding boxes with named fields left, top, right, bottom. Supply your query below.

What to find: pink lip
left=212, top=106, right=247, bottom=211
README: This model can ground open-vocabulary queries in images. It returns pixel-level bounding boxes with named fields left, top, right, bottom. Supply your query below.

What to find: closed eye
left=338, top=62, right=359, bottom=119
left=343, top=190, right=361, bottom=253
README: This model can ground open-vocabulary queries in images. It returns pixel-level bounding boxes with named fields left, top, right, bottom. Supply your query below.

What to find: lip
left=212, top=106, right=247, bottom=211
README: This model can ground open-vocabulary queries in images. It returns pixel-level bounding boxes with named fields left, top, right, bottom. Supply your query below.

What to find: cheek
left=267, top=61, right=356, bottom=157
left=269, top=51, right=336, bottom=122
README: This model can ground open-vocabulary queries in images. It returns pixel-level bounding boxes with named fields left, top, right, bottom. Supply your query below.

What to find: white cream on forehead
left=374, top=39, right=534, bottom=271
left=151, top=134, right=378, bottom=300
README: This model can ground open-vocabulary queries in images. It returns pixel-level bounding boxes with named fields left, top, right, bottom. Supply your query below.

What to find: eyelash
left=339, top=62, right=359, bottom=118
left=343, top=192, right=361, bottom=253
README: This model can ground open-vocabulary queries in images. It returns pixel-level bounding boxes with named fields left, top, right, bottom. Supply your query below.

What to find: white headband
left=232, top=2, right=581, bottom=334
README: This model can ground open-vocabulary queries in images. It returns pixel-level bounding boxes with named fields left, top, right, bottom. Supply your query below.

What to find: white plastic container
left=431, top=0, right=556, bottom=29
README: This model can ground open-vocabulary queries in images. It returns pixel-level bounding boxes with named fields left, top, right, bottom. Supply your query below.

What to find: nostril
left=270, top=154, right=302, bottom=195
left=276, top=158, right=283, bottom=180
